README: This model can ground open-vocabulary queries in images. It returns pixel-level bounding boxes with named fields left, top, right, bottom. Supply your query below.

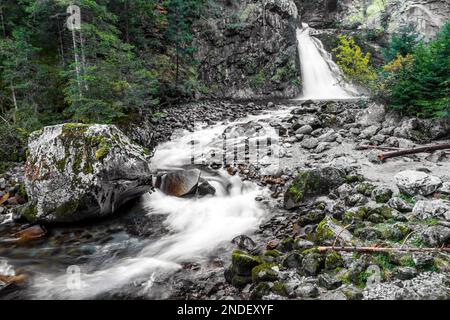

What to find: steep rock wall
left=194, top=0, right=301, bottom=99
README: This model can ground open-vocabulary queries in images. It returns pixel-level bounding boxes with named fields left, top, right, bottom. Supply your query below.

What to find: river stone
left=371, top=186, right=393, bottom=204
left=197, top=181, right=216, bottom=196
left=158, top=169, right=201, bottom=197
left=412, top=200, right=450, bottom=221
left=301, top=137, right=319, bottom=149
left=284, top=167, right=345, bottom=209
left=394, top=170, right=442, bottom=196
left=22, top=124, right=152, bottom=223
left=420, top=226, right=450, bottom=247
left=356, top=103, right=386, bottom=127
left=387, top=197, right=413, bottom=213
left=295, top=125, right=313, bottom=135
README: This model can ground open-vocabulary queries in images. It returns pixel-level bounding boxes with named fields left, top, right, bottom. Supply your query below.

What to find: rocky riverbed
left=0, top=99, right=449, bottom=300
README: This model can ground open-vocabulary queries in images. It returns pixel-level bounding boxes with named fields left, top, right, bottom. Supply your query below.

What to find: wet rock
left=284, top=167, right=345, bottom=209
left=197, top=181, right=216, bottom=196
left=225, top=250, right=262, bottom=288
left=387, top=197, right=413, bottom=213
left=371, top=186, right=393, bottom=204
left=394, top=170, right=442, bottom=196
left=412, top=200, right=450, bottom=221
left=231, top=235, right=257, bottom=253
left=159, top=169, right=201, bottom=197
left=23, top=124, right=153, bottom=223
left=15, top=225, right=46, bottom=243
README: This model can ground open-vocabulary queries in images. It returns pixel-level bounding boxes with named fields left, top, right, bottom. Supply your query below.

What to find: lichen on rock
left=22, top=123, right=153, bottom=223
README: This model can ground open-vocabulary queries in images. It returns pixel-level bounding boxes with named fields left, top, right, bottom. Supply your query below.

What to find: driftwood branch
left=358, top=145, right=405, bottom=151
left=310, top=246, right=450, bottom=253
left=378, top=144, right=450, bottom=162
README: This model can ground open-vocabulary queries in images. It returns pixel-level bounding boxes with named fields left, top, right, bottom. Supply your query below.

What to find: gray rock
left=197, top=181, right=216, bottom=196
left=294, top=284, right=319, bottom=298
left=318, top=274, right=342, bottom=290
left=295, top=125, right=313, bottom=135
left=301, top=137, right=319, bottom=150
left=364, top=272, right=450, bottom=300
left=356, top=103, right=386, bottom=127
left=284, top=167, right=345, bottom=209
left=301, top=253, right=324, bottom=276
left=393, top=267, right=418, bottom=281
left=420, top=225, right=450, bottom=247
left=23, top=124, right=152, bottom=223
left=371, top=186, right=393, bottom=204
left=387, top=197, right=413, bottom=213
left=438, top=182, right=450, bottom=195
left=394, top=170, right=442, bottom=196
left=337, top=184, right=354, bottom=199
left=412, top=200, right=450, bottom=221
left=315, top=142, right=332, bottom=153
left=360, top=125, right=380, bottom=139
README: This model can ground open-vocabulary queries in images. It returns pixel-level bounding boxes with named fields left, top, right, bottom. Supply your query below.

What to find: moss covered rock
left=284, top=167, right=345, bottom=209
left=23, top=124, right=153, bottom=223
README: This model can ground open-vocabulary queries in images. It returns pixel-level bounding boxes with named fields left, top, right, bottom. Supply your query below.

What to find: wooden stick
left=309, top=246, right=450, bottom=253
left=358, top=145, right=405, bottom=151
left=378, top=144, right=450, bottom=162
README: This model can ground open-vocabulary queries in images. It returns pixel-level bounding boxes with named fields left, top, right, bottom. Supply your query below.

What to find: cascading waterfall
left=296, top=23, right=358, bottom=100
left=25, top=109, right=288, bottom=299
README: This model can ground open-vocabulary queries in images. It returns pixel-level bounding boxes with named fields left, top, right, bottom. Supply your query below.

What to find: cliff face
left=194, top=0, right=301, bottom=100
left=295, top=0, right=449, bottom=40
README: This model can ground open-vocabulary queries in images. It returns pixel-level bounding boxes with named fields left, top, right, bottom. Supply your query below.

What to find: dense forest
left=0, top=0, right=210, bottom=168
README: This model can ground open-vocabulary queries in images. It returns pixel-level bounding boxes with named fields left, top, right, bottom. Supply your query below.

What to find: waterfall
left=296, top=23, right=358, bottom=100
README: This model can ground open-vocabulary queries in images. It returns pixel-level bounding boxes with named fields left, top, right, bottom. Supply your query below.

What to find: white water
left=29, top=109, right=288, bottom=299
left=296, top=23, right=358, bottom=100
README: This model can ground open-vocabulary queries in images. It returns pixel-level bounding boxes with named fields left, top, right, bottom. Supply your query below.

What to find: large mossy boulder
left=22, top=123, right=152, bottom=223
left=284, top=167, right=345, bottom=209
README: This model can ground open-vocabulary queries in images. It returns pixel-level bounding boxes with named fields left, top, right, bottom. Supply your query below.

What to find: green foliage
left=378, top=22, right=450, bottom=118
left=382, top=25, right=420, bottom=63
left=0, top=0, right=211, bottom=161
left=333, top=35, right=376, bottom=87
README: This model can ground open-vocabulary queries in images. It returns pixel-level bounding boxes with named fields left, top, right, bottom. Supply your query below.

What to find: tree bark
left=71, top=27, right=83, bottom=98
left=378, top=144, right=450, bottom=162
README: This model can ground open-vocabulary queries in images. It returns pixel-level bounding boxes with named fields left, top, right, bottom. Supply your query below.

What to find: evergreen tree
left=382, top=25, right=420, bottom=63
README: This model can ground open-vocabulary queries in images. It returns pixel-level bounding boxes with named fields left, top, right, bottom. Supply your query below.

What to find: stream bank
left=1, top=99, right=449, bottom=300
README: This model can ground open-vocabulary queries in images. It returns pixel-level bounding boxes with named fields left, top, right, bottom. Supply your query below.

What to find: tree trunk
left=378, top=144, right=450, bottom=162
left=71, top=28, right=83, bottom=98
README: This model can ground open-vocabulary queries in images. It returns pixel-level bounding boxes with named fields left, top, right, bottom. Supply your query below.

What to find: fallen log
left=358, top=145, right=405, bottom=151
left=378, top=144, right=450, bottom=162
left=312, top=246, right=450, bottom=253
